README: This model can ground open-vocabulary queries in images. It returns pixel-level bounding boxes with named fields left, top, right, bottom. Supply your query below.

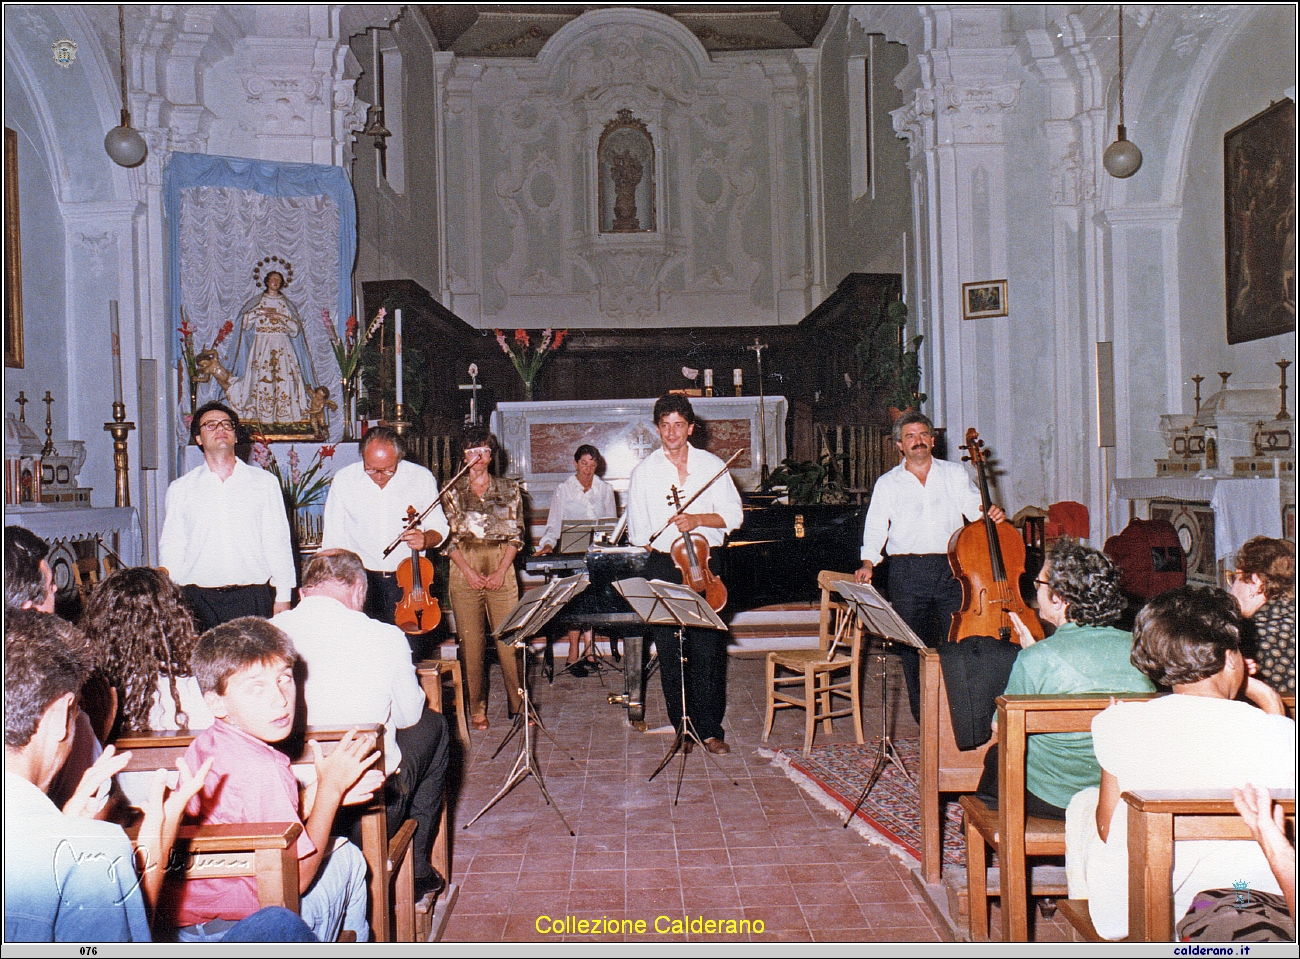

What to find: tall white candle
left=704, top=369, right=713, bottom=388
left=109, top=300, right=124, bottom=405
left=394, top=308, right=403, bottom=405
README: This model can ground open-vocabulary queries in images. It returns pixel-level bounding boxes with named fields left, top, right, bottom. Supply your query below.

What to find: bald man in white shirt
left=855, top=411, right=1005, bottom=721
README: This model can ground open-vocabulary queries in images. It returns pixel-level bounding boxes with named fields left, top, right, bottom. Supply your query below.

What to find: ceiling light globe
left=104, top=125, right=147, bottom=168
left=1103, top=134, right=1143, bottom=179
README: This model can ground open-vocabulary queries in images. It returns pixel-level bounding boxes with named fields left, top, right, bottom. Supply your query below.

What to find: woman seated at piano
left=535, top=444, right=618, bottom=677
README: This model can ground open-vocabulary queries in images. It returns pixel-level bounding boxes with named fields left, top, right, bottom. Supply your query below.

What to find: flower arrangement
left=251, top=438, right=336, bottom=511
left=493, top=327, right=568, bottom=398
left=323, top=307, right=386, bottom=383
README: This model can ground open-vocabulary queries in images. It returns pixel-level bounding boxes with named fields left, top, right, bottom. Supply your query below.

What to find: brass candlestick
left=15, top=390, right=27, bottom=422
left=1218, top=370, right=1232, bottom=391
left=41, top=391, right=56, bottom=456
left=1277, top=360, right=1291, bottom=420
left=1191, top=375, right=1204, bottom=416
left=391, top=401, right=409, bottom=437
left=104, top=401, right=136, bottom=508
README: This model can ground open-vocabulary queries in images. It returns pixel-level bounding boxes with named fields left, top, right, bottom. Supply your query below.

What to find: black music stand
left=613, top=577, right=738, bottom=804
left=464, top=573, right=588, bottom=835
left=829, top=580, right=925, bottom=825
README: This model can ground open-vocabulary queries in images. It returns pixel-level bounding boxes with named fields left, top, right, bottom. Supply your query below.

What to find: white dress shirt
left=626, top=445, right=744, bottom=553
left=272, top=595, right=426, bottom=774
left=320, top=460, right=450, bottom=572
left=539, top=473, right=618, bottom=551
left=158, top=458, right=297, bottom=601
left=859, top=457, right=984, bottom=565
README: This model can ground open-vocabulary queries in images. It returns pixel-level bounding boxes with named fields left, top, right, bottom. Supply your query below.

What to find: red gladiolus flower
left=212, top=320, right=234, bottom=346
left=514, top=328, right=530, bottom=348
left=552, top=329, right=568, bottom=349
left=494, top=329, right=509, bottom=353
left=178, top=321, right=195, bottom=338
left=346, top=316, right=358, bottom=340
left=320, top=444, right=337, bottom=459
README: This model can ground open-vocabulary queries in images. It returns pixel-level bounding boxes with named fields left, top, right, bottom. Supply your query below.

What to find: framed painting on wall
left=961, top=279, right=1008, bottom=320
left=5, top=127, right=22, bottom=369
left=1225, top=97, right=1296, bottom=345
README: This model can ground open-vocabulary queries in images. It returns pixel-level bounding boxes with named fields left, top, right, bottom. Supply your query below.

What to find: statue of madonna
left=222, top=270, right=316, bottom=427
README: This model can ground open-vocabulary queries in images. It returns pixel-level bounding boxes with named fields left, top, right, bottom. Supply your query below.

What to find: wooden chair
left=918, top=647, right=991, bottom=884
left=115, top=725, right=418, bottom=942
left=960, top=692, right=1157, bottom=941
left=762, top=570, right=864, bottom=756
left=1060, top=789, right=1296, bottom=942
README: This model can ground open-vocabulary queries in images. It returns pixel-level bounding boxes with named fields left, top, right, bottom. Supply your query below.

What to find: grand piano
left=525, top=498, right=866, bottom=723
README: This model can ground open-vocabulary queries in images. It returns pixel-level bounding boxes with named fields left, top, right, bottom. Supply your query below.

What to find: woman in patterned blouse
left=1229, top=536, right=1296, bottom=696
left=443, top=428, right=524, bottom=730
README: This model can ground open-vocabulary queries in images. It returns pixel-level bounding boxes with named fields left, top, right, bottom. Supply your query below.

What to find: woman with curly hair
left=79, top=567, right=213, bottom=736
left=1229, top=536, right=1295, bottom=696
left=974, top=539, right=1155, bottom=820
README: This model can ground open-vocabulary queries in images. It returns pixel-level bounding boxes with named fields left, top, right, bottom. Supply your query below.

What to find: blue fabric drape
left=161, top=152, right=357, bottom=372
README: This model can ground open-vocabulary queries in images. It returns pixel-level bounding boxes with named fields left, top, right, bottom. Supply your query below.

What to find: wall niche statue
left=599, top=109, right=656, bottom=234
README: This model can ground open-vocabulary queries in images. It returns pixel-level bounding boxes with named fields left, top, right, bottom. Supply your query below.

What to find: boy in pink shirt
left=164, top=617, right=383, bottom=941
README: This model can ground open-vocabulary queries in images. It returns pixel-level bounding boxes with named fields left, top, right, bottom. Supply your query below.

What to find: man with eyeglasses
left=159, top=402, right=296, bottom=632
left=320, top=425, right=448, bottom=629
left=854, top=410, right=1006, bottom=723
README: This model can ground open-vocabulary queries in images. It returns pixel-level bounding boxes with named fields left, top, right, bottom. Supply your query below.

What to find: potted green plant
left=856, top=299, right=926, bottom=417
left=768, top=452, right=850, bottom=506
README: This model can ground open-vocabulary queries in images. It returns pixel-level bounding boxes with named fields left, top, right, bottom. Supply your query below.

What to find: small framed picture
left=961, top=279, right=1008, bottom=320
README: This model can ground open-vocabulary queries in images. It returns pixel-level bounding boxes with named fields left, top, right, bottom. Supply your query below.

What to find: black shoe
left=414, top=873, right=446, bottom=904
left=568, top=661, right=589, bottom=678
left=703, top=737, right=731, bottom=755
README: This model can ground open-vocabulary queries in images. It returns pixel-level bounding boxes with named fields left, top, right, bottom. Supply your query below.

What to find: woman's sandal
left=471, top=714, right=489, bottom=732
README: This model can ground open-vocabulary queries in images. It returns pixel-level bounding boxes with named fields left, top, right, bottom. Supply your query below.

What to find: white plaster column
left=891, top=6, right=1020, bottom=454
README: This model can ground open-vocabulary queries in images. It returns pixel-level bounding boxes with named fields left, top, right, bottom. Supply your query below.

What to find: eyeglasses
left=1225, top=570, right=1250, bottom=586
left=364, top=465, right=397, bottom=477
left=1034, top=578, right=1051, bottom=589
left=465, top=447, right=492, bottom=459
left=199, top=419, right=236, bottom=433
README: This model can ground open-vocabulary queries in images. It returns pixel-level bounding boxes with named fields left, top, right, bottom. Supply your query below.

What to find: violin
left=394, top=505, right=441, bottom=635
left=947, top=429, right=1043, bottom=645
left=668, top=485, right=728, bottom=613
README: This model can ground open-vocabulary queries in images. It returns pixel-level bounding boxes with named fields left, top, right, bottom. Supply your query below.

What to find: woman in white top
left=535, top=444, right=617, bottom=675
left=79, top=567, right=214, bottom=737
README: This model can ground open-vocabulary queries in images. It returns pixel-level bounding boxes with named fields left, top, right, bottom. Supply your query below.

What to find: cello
left=394, top=505, right=441, bottom=635
left=947, top=429, right=1043, bottom=645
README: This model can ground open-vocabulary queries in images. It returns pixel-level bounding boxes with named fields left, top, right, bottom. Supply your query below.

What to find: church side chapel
left=4, top=3, right=1295, bottom=945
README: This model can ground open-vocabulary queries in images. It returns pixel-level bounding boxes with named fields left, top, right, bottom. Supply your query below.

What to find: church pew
left=115, top=724, right=417, bottom=942
left=1124, top=788, right=1296, bottom=942
left=415, top=660, right=462, bottom=890
left=961, top=692, right=1158, bottom=942
left=918, top=647, right=991, bottom=884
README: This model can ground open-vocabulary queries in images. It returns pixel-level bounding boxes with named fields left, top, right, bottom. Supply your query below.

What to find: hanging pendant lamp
left=1103, top=4, right=1143, bottom=178
left=104, top=5, right=147, bottom=168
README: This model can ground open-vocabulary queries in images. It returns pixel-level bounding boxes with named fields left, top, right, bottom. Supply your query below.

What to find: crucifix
left=15, top=390, right=28, bottom=422
left=459, top=363, right=483, bottom=427
left=41, top=391, right=57, bottom=457
left=745, top=337, right=770, bottom=487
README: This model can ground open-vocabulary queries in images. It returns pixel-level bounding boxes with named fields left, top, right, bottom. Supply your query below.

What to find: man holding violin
left=626, top=394, right=744, bottom=755
left=855, top=411, right=1006, bottom=722
left=320, top=425, right=449, bottom=630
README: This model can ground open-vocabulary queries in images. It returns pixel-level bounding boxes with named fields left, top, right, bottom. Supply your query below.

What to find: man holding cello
left=320, top=425, right=449, bottom=632
left=855, top=411, right=1006, bottom=722
left=627, top=394, right=744, bottom=755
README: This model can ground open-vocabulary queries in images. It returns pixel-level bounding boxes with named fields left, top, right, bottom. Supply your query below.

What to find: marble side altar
left=491, top=397, right=788, bottom=511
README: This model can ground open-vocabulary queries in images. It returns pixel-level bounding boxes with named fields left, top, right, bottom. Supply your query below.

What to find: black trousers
left=339, top=707, right=450, bottom=882
left=182, top=583, right=275, bottom=634
left=645, top=551, right=728, bottom=742
left=885, top=553, right=963, bottom=723
left=365, top=570, right=403, bottom=625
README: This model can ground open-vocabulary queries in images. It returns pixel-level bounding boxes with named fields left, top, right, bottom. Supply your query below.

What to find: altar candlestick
left=394, top=308, right=404, bottom=405
left=703, top=368, right=714, bottom=397
left=733, top=368, right=743, bottom=396
left=110, top=300, right=124, bottom=405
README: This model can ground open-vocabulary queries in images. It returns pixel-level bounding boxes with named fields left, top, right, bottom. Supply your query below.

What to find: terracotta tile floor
left=440, top=647, right=948, bottom=942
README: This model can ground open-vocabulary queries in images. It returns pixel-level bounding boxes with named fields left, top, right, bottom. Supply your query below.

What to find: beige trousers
left=448, top=542, right=522, bottom=717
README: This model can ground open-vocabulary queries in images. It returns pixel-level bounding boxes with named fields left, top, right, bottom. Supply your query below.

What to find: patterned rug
left=769, top=739, right=965, bottom=867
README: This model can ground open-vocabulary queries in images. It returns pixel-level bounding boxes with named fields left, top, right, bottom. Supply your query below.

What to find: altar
left=490, top=396, right=788, bottom=511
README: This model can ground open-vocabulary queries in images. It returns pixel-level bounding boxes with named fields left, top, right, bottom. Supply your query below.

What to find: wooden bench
left=115, top=724, right=417, bottom=942
left=415, top=661, right=460, bottom=896
left=918, top=647, right=991, bottom=884
left=960, top=692, right=1158, bottom=941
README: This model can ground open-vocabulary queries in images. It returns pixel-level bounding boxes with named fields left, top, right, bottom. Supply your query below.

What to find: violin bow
left=645, top=449, right=745, bottom=545
left=381, top=457, right=474, bottom=559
